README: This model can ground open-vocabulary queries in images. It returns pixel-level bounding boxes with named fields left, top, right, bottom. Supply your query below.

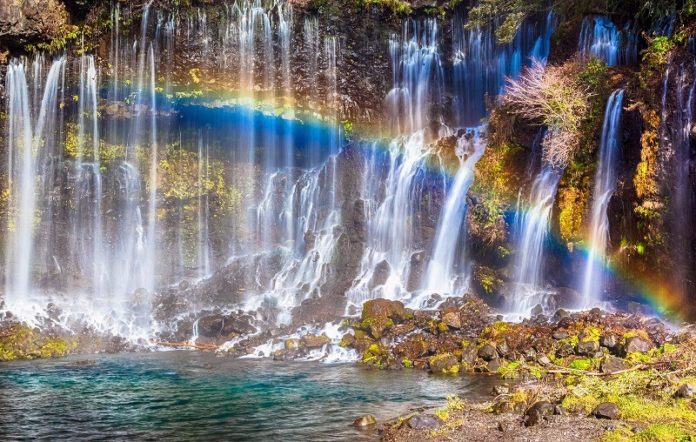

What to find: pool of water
left=0, top=351, right=496, bottom=441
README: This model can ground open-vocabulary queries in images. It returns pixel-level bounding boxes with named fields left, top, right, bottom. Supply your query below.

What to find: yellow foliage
left=557, top=185, right=587, bottom=243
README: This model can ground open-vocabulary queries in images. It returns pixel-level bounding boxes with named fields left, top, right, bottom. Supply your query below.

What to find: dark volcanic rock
left=406, top=414, right=442, bottom=430
left=478, top=343, right=498, bottom=361
left=675, top=384, right=695, bottom=399
left=428, top=353, right=459, bottom=374
left=623, top=336, right=653, bottom=355
left=525, top=401, right=555, bottom=426
left=601, top=355, right=629, bottom=374
left=591, top=403, right=620, bottom=420
left=353, top=414, right=377, bottom=427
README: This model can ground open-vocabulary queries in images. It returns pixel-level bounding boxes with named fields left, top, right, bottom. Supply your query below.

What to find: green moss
left=496, top=360, right=521, bottom=378
left=0, top=325, right=74, bottom=361
left=401, top=358, right=413, bottom=368
left=581, top=326, right=601, bottom=343
left=568, top=358, right=594, bottom=371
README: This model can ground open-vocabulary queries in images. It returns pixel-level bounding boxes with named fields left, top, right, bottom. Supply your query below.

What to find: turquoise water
left=0, top=351, right=494, bottom=441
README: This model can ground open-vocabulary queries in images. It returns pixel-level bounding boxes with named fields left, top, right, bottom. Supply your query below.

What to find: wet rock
left=497, top=341, right=510, bottom=357
left=368, top=260, right=391, bottom=289
left=554, top=405, right=567, bottom=416
left=353, top=414, right=377, bottom=427
left=429, top=353, right=459, bottom=375
left=531, top=304, right=544, bottom=317
left=487, top=358, right=501, bottom=373
left=300, top=334, right=330, bottom=349
left=537, top=355, right=552, bottom=366
left=524, top=401, right=554, bottom=426
left=601, top=355, right=629, bottom=374
left=461, top=342, right=478, bottom=365
left=197, top=315, right=227, bottom=338
left=284, top=338, right=300, bottom=350
left=552, top=331, right=569, bottom=340
left=406, top=414, right=442, bottom=430
left=623, top=336, right=653, bottom=355
left=406, top=251, right=427, bottom=291
left=675, top=384, right=695, bottom=399
left=359, top=299, right=406, bottom=339
left=339, top=333, right=355, bottom=348
left=553, top=309, right=570, bottom=320
left=478, top=343, right=497, bottom=361
left=442, top=311, right=461, bottom=329
left=591, top=402, right=620, bottom=420
left=492, top=385, right=510, bottom=396
left=601, top=334, right=618, bottom=349
left=577, top=340, right=600, bottom=356
left=394, top=334, right=429, bottom=360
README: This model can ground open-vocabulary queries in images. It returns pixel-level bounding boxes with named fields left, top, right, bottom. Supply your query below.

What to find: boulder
left=353, top=414, right=377, bottom=427
left=675, top=384, right=695, bottom=399
left=552, top=331, right=569, bottom=340
left=487, top=358, right=501, bottom=372
left=623, top=336, right=653, bottom=355
left=429, top=353, right=459, bottom=375
left=359, top=299, right=406, bottom=339
left=591, top=402, right=620, bottom=419
left=478, top=343, right=498, bottom=361
left=600, top=355, right=629, bottom=374
left=442, top=311, right=462, bottom=329
left=577, top=340, right=600, bottom=356
left=601, top=334, right=618, bottom=349
left=406, top=414, right=442, bottom=430
left=531, top=304, right=544, bottom=317
left=524, top=401, right=555, bottom=426
left=284, top=338, right=300, bottom=350
left=300, top=334, right=330, bottom=349
left=368, top=260, right=391, bottom=289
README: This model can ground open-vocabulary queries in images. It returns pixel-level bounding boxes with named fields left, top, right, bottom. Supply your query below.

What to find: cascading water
left=580, top=89, right=624, bottom=308
left=1, top=1, right=561, bottom=351
left=578, top=16, right=638, bottom=66
left=660, top=63, right=696, bottom=300
left=420, top=130, right=486, bottom=301
left=509, top=166, right=562, bottom=315
left=452, top=11, right=555, bottom=126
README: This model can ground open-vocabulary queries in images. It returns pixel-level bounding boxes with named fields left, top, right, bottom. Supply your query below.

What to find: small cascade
left=386, top=19, right=444, bottom=136
left=580, top=89, right=624, bottom=308
left=5, top=61, right=37, bottom=308
left=578, top=16, right=638, bottom=66
left=509, top=166, right=562, bottom=315
left=420, top=129, right=486, bottom=301
left=661, top=63, right=696, bottom=299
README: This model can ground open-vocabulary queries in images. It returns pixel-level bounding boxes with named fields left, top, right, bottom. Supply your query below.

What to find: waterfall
left=5, top=62, right=35, bottom=307
left=420, top=129, right=486, bottom=301
left=661, top=63, right=696, bottom=298
left=452, top=11, right=555, bottom=126
left=580, top=89, right=624, bottom=308
left=509, top=166, right=561, bottom=315
left=578, top=16, right=638, bottom=66
left=386, top=19, right=444, bottom=135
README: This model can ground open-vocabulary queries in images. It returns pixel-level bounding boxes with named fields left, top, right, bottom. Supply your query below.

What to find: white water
left=580, top=89, right=624, bottom=308
left=1, top=4, right=559, bottom=354
left=421, top=129, right=486, bottom=301
left=509, top=166, right=561, bottom=315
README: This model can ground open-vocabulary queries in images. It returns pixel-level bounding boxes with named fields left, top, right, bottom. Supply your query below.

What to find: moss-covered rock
left=0, top=323, right=76, bottom=361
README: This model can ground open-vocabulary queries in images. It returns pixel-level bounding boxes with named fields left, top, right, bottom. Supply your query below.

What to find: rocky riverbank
left=337, top=297, right=696, bottom=441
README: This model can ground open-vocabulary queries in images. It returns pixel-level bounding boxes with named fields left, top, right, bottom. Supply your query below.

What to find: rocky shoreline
left=2, top=295, right=696, bottom=441
left=340, top=297, right=696, bottom=441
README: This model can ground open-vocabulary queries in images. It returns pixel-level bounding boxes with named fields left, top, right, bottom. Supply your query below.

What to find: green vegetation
left=0, top=325, right=75, bottom=361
